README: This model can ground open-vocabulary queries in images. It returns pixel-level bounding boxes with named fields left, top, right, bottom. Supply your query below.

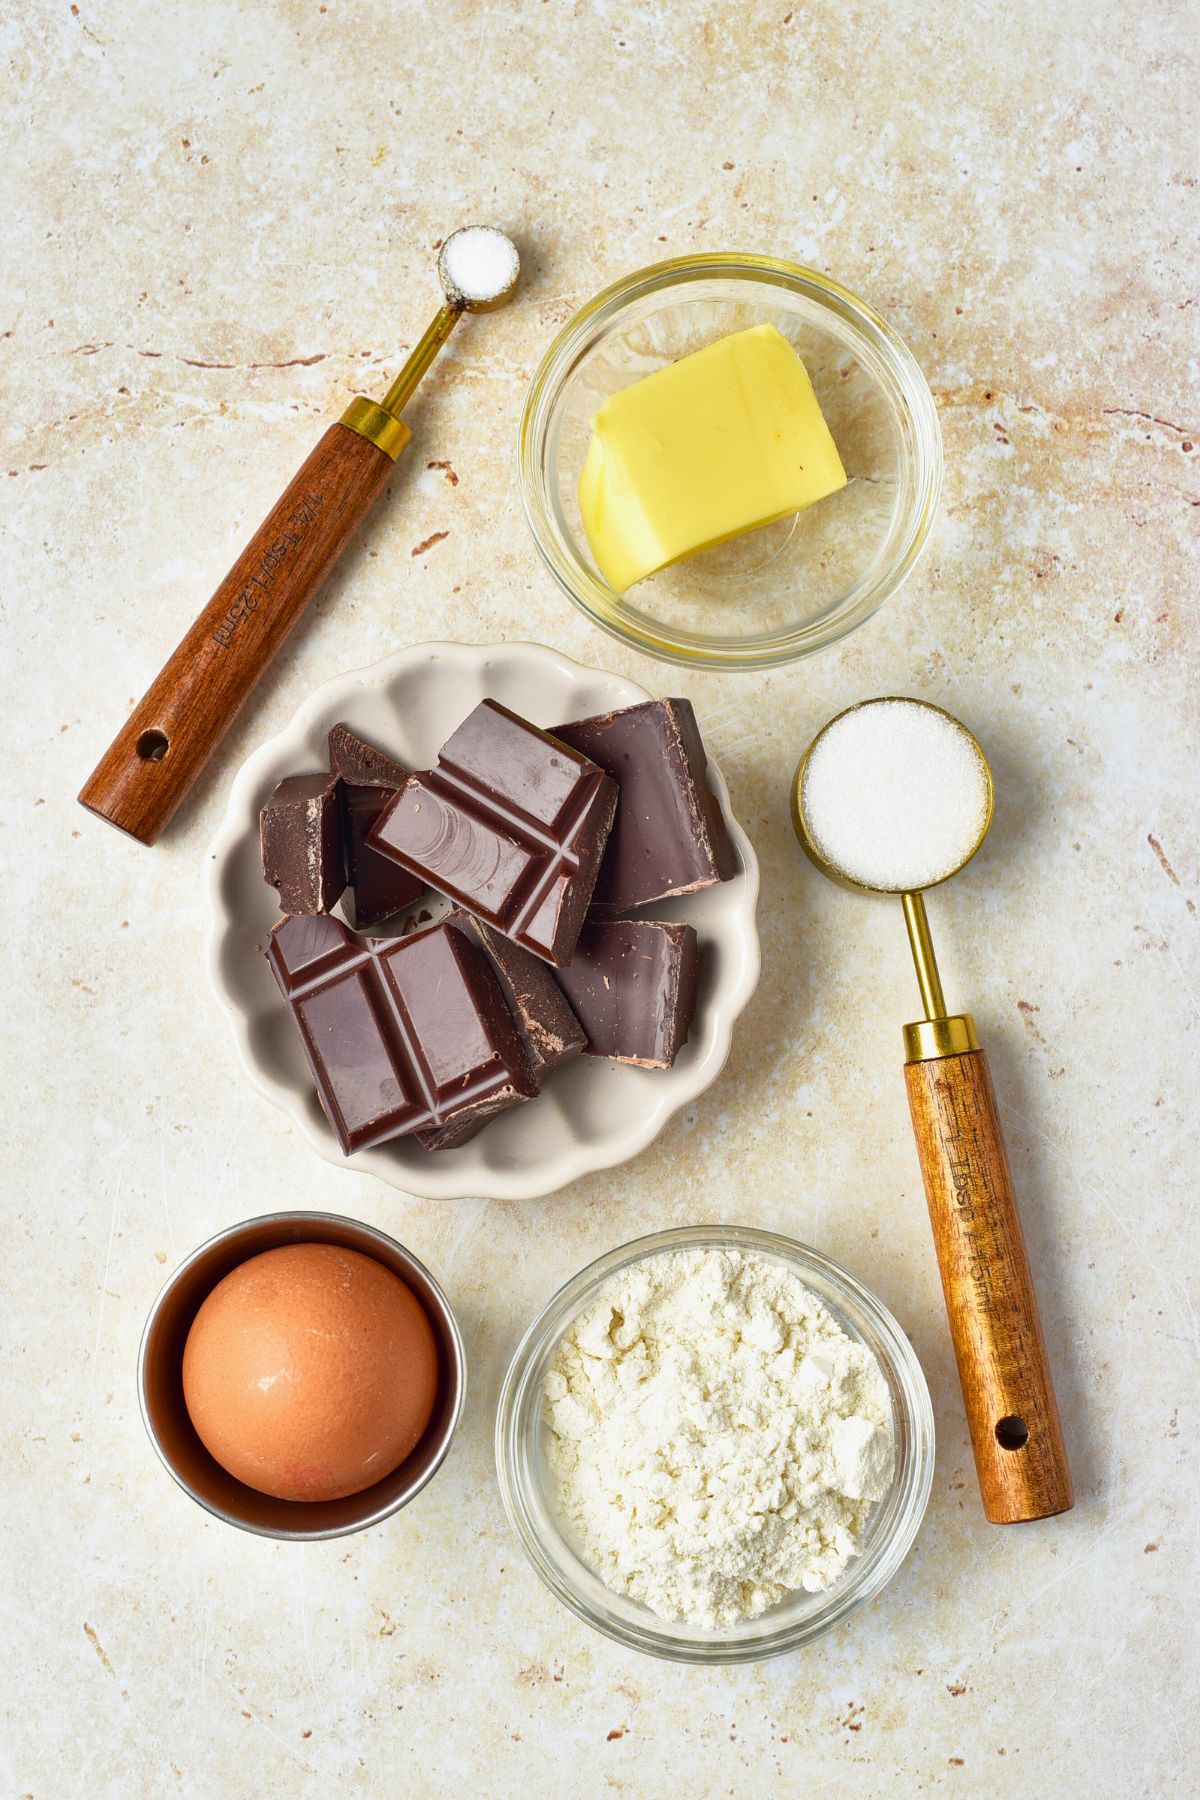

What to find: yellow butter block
left=579, top=322, right=847, bottom=595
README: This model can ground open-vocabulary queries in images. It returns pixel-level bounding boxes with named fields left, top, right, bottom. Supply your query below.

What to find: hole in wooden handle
left=136, top=728, right=170, bottom=762
left=995, top=1415, right=1029, bottom=1450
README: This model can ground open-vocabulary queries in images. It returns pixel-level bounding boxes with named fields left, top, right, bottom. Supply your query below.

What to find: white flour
left=543, top=1248, right=894, bottom=1629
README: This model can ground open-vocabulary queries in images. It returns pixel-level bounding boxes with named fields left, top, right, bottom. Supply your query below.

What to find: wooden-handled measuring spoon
left=78, top=226, right=520, bottom=845
left=792, top=696, right=1073, bottom=1524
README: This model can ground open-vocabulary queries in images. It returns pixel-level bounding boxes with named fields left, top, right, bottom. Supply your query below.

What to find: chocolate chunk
left=327, top=723, right=424, bottom=928
left=327, top=721, right=409, bottom=792
left=367, top=699, right=617, bottom=966
left=444, top=909, right=585, bottom=1079
left=266, top=915, right=536, bottom=1155
left=552, top=699, right=737, bottom=914
left=555, top=920, right=699, bottom=1069
left=259, top=773, right=345, bottom=916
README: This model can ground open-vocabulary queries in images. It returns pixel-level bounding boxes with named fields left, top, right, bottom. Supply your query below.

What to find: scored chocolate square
left=327, top=722, right=424, bottom=928
left=266, top=914, right=536, bottom=1155
left=554, top=919, right=699, bottom=1069
left=367, top=699, right=617, bottom=966
left=551, top=698, right=737, bottom=914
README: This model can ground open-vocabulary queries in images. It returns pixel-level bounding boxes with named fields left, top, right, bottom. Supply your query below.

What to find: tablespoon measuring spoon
left=792, top=696, right=1073, bottom=1524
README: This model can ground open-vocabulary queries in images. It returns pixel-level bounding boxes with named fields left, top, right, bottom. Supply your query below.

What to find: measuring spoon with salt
left=80, top=226, right=520, bottom=846
left=792, top=696, right=1073, bottom=1524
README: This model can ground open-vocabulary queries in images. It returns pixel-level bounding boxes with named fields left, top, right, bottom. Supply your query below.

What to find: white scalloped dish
left=204, top=642, right=761, bottom=1200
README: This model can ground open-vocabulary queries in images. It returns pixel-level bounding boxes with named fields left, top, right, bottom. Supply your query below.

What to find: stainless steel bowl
left=138, top=1211, right=465, bottom=1540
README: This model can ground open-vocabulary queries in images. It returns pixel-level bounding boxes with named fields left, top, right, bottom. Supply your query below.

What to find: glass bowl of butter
left=519, top=255, right=941, bottom=670
left=495, top=1225, right=935, bottom=1663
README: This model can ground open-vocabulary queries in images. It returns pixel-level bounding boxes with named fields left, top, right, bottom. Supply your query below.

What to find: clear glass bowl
left=518, top=254, right=942, bottom=671
left=495, top=1224, right=934, bottom=1663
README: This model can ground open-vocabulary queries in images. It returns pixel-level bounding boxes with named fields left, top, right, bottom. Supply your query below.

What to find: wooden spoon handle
left=78, top=421, right=401, bottom=845
left=904, top=1046, right=1073, bottom=1523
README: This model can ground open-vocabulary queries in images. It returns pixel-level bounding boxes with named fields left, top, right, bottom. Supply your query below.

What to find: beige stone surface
left=2, top=1, right=1196, bottom=1794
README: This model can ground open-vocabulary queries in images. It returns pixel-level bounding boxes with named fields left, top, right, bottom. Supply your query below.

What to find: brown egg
left=181, top=1243, right=439, bottom=1502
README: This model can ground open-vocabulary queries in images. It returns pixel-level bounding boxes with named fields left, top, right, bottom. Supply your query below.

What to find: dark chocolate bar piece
left=328, top=721, right=409, bottom=792
left=266, top=915, right=536, bottom=1155
left=554, top=920, right=699, bottom=1069
left=260, top=774, right=345, bottom=916
left=367, top=700, right=617, bottom=967
left=327, top=723, right=423, bottom=928
left=552, top=699, right=737, bottom=914
left=444, top=909, right=585, bottom=1079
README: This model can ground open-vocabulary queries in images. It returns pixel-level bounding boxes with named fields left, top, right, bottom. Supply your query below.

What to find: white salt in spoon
left=792, top=696, right=1073, bottom=1525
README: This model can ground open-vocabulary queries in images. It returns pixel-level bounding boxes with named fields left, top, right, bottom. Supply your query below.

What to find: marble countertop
left=2, top=2, right=1196, bottom=1794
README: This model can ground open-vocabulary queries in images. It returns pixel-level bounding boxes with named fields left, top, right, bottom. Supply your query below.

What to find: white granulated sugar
left=802, top=698, right=990, bottom=892
left=440, top=226, right=519, bottom=303
left=543, top=1248, right=893, bottom=1629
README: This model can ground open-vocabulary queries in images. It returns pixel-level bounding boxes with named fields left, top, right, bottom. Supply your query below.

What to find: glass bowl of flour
left=495, top=1225, right=934, bottom=1663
